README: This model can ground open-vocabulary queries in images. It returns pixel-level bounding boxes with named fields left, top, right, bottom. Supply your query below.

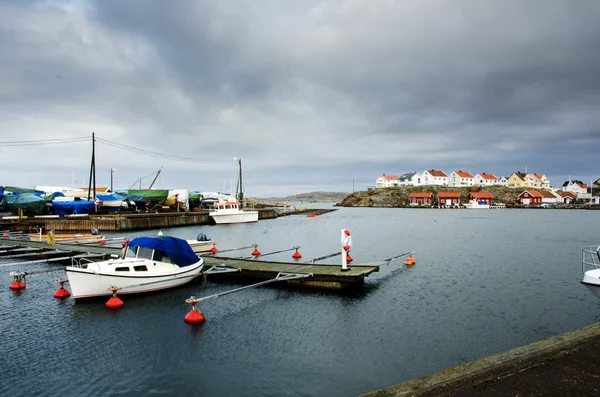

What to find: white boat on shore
left=581, top=245, right=600, bottom=298
left=65, top=236, right=204, bottom=300
left=209, top=200, right=258, bottom=224
left=462, top=199, right=490, bottom=209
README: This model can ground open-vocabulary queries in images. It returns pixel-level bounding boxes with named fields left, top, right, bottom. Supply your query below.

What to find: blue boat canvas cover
left=128, top=236, right=200, bottom=267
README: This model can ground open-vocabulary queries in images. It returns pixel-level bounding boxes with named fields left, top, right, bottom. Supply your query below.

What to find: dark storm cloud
left=0, top=0, right=598, bottom=195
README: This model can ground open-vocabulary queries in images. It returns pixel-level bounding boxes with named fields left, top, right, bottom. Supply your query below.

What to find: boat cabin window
left=115, top=267, right=130, bottom=272
left=136, top=246, right=154, bottom=260
left=133, top=265, right=148, bottom=271
left=153, top=250, right=173, bottom=264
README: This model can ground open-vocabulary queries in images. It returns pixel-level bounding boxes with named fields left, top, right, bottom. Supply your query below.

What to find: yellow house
left=507, top=172, right=528, bottom=188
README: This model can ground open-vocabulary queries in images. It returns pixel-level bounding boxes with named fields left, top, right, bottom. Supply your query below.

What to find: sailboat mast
left=92, top=132, right=97, bottom=210
left=87, top=132, right=95, bottom=201
left=238, top=158, right=243, bottom=208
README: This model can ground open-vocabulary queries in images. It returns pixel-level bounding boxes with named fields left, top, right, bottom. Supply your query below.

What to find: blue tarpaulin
left=52, top=200, right=95, bottom=216
left=128, top=237, right=200, bottom=267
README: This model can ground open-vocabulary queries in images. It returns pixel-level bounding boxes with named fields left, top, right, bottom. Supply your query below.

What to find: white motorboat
left=65, top=236, right=204, bottom=300
left=462, top=199, right=490, bottom=209
left=209, top=200, right=258, bottom=224
left=581, top=245, right=600, bottom=298
left=186, top=232, right=216, bottom=253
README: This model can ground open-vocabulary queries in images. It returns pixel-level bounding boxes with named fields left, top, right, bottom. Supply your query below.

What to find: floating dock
left=202, top=255, right=380, bottom=289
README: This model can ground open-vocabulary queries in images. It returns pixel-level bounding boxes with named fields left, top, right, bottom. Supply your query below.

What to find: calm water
left=2, top=207, right=600, bottom=397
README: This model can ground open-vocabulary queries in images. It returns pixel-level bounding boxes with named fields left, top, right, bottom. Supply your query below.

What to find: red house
left=409, top=192, right=433, bottom=206
left=437, top=192, right=461, bottom=207
left=518, top=190, right=543, bottom=205
left=469, top=192, right=493, bottom=205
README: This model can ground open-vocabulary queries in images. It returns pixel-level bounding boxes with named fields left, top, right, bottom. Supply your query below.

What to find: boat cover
left=52, top=200, right=95, bottom=216
left=6, top=193, right=47, bottom=215
left=128, top=237, right=200, bottom=267
left=97, top=193, right=124, bottom=202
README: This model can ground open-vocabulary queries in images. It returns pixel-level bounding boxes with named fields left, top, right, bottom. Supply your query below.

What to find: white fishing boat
left=65, top=236, right=204, bottom=300
left=209, top=200, right=258, bottom=224
left=462, top=199, right=490, bottom=209
left=581, top=245, right=600, bottom=298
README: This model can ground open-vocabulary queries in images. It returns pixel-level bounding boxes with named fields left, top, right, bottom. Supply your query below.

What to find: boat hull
left=186, top=240, right=216, bottom=253
left=65, top=262, right=204, bottom=300
left=210, top=211, right=258, bottom=224
left=582, top=269, right=600, bottom=299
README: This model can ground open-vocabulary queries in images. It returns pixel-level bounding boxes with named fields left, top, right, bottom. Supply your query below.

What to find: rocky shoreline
left=338, top=186, right=598, bottom=209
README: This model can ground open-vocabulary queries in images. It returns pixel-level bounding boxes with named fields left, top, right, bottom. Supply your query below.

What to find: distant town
left=372, top=170, right=600, bottom=207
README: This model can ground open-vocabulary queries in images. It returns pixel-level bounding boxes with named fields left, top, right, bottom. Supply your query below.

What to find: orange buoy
left=106, top=287, right=124, bottom=308
left=98, top=239, right=106, bottom=245
left=2, top=232, right=8, bottom=238
left=9, top=280, right=26, bottom=290
left=184, top=297, right=205, bottom=323
left=292, top=247, right=302, bottom=259
left=209, top=244, right=218, bottom=254
left=404, top=255, right=416, bottom=266
left=251, top=245, right=261, bottom=256
left=53, top=279, right=71, bottom=298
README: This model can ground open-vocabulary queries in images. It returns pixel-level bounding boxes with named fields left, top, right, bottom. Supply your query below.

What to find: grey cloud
left=0, top=0, right=598, bottom=195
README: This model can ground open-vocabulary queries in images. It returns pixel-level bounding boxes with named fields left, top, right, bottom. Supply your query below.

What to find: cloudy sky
left=1, top=0, right=598, bottom=197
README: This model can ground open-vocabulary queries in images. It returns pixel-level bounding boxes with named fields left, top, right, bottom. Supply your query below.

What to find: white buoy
left=341, top=229, right=352, bottom=272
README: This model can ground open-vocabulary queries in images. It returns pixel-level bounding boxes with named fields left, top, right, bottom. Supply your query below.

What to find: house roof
left=455, top=171, right=474, bottom=178
left=518, top=190, right=543, bottom=198
left=537, top=190, right=556, bottom=198
left=426, top=169, right=448, bottom=177
left=399, top=172, right=417, bottom=180
left=555, top=191, right=576, bottom=198
left=532, top=173, right=546, bottom=182
left=470, top=192, right=493, bottom=199
left=379, top=175, right=399, bottom=180
left=438, top=192, right=461, bottom=198
left=511, top=172, right=527, bottom=181
left=479, top=173, right=498, bottom=180
left=409, top=192, right=433, bottom=198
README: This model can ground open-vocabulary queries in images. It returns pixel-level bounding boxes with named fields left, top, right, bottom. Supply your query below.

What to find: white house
left=421, top=169, right=448, bottom=186
left=530, top=173, right=550, bottom=189
left=398, top=172, right=417, bottom=186
left=497, top=176, right=508, bottom=187
left=411, top=172, right=423, bottom=186
left=562, top=180, right=591, bottom=200
left=474, top=173, right=499, bottom=186
left=376, top=174, right=399, bottom=188
left=448, top=170, right=474, bottom=187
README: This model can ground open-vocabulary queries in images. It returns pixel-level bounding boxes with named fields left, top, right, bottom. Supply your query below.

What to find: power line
left=0, top=137, right=90, bottom=146
left=95, top=137, right=233, bottom=164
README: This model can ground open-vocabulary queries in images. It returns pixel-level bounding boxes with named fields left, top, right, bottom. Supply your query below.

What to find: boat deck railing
left=582, top=245, right=600, bottom=273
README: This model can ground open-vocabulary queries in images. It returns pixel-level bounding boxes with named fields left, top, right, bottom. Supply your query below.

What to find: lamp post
left=110, top=168, right=116, bottom=192
left=234, top=157, right=243, bottom=208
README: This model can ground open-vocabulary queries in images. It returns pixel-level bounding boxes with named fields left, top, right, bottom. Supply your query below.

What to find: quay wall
left=0, top=208, right=280, bottom=232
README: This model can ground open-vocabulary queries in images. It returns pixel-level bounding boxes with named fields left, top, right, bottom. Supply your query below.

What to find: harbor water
left=2, top=207, right=600, bottom=396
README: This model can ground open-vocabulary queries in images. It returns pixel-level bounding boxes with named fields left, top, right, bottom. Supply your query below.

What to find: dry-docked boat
left=209, top=200, right=258, bottom=224
left=65, top=236, right=204, bottom=300
left=581, top=245, right=600, bottom=298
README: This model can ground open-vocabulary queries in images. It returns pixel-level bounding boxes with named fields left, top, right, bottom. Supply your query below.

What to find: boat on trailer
left=65, top=236, right=204, bottom=300
left=581, top=245, right=600, bottom=298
